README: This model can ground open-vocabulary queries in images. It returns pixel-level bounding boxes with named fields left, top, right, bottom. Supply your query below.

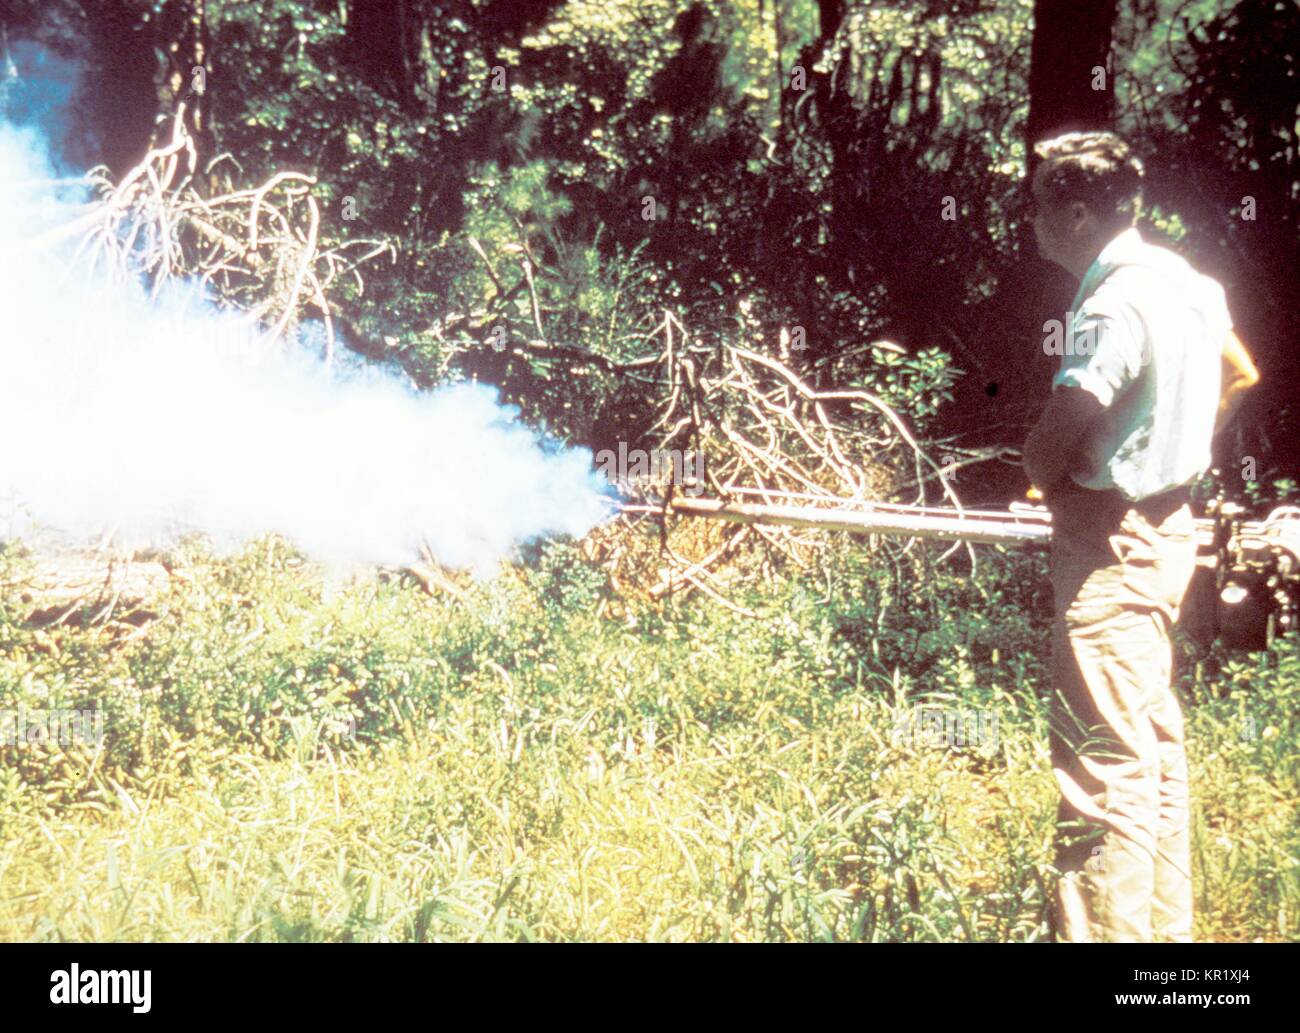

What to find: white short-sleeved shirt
left=1051, top=227, right=1232, bottom=502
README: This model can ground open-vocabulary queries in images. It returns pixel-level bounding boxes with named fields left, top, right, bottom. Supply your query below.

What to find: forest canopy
left=3, top=0, right=1295, bottom=498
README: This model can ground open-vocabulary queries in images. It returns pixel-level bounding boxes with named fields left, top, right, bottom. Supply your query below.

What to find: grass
left=0, top=535, right=1295, bottom=941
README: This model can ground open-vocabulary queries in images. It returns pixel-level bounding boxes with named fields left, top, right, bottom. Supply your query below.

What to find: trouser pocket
left=1112, top=506, right=1197, bottom=616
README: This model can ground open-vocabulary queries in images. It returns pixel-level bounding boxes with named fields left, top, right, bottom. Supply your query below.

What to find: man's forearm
left=1214, top=379, right=1253, bottom=436
left=1215, top=330, right=1260, bottom=435
left=1023, top=420, right=1075, bottom=493
left=1023, top=386, right=1106, bottom=493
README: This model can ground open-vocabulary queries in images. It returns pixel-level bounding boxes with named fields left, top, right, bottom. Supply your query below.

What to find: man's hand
left=1214, top=329, right=1260, bottom=435
left=1022, top=385, right=1106, bottom=496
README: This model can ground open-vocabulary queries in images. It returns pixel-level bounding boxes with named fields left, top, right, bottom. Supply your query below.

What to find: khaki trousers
left=1047, top=485, right=1199, bottom=942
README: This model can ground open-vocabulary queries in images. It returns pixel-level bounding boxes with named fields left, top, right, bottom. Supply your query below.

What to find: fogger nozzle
left=643, top=496, right=1053, bottom=545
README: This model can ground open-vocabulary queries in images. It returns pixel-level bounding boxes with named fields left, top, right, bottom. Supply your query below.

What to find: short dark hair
left=1033, top=131, right=1144, bottom=231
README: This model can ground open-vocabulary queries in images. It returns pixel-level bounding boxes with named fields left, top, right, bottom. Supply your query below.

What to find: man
left=1020, top=130, right=1259, bottom=943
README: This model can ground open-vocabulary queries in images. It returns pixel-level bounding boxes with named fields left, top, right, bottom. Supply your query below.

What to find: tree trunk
left=1026, top=0, right=1119, bottom=165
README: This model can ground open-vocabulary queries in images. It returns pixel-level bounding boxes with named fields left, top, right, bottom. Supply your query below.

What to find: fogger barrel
left=663, top=496, right=1052, bottom=545
left=662, top=495, right=1300, bottom=560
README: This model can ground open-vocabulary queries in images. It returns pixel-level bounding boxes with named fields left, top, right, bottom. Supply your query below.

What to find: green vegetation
left=1, top=538, right=1294, bottom=942
left=2, top=0, right=1295, bottom=944
left=8, top=1, right=1296, bottom=469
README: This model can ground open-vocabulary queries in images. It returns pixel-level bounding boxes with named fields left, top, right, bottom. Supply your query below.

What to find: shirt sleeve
left=1051, top=300, right=1146, bottom=409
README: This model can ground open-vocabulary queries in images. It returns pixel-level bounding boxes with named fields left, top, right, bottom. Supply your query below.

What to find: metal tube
left=629, top=498, right=1299, bottom=589
left=714, top=484, right=1055, bottom=522
left=664, top=496, right=1053, bottom=545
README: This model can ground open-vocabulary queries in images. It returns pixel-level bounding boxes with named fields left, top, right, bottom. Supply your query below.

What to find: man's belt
left=1047, top=480, right=1193, bottom=528
left=1130, top=484, right=1194, bottom=524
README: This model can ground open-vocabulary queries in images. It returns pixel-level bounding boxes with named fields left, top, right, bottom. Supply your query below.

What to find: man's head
left=1029, top=131, right=1144, bottom=276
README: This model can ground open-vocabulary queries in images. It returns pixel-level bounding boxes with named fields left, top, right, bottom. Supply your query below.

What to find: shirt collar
left=1071, top=226, right=1146, bottom=311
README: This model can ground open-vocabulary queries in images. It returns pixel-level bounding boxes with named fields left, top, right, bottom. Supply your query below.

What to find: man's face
left=1028, top=160, right=1103, bottom=274
left=1029, top=161, right=1069, bottom=265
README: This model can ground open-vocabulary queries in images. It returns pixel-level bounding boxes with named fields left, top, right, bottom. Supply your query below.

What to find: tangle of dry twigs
left=584, top=309, right=1013, bottom=608
left=30, top=105, right=393, bottom=365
